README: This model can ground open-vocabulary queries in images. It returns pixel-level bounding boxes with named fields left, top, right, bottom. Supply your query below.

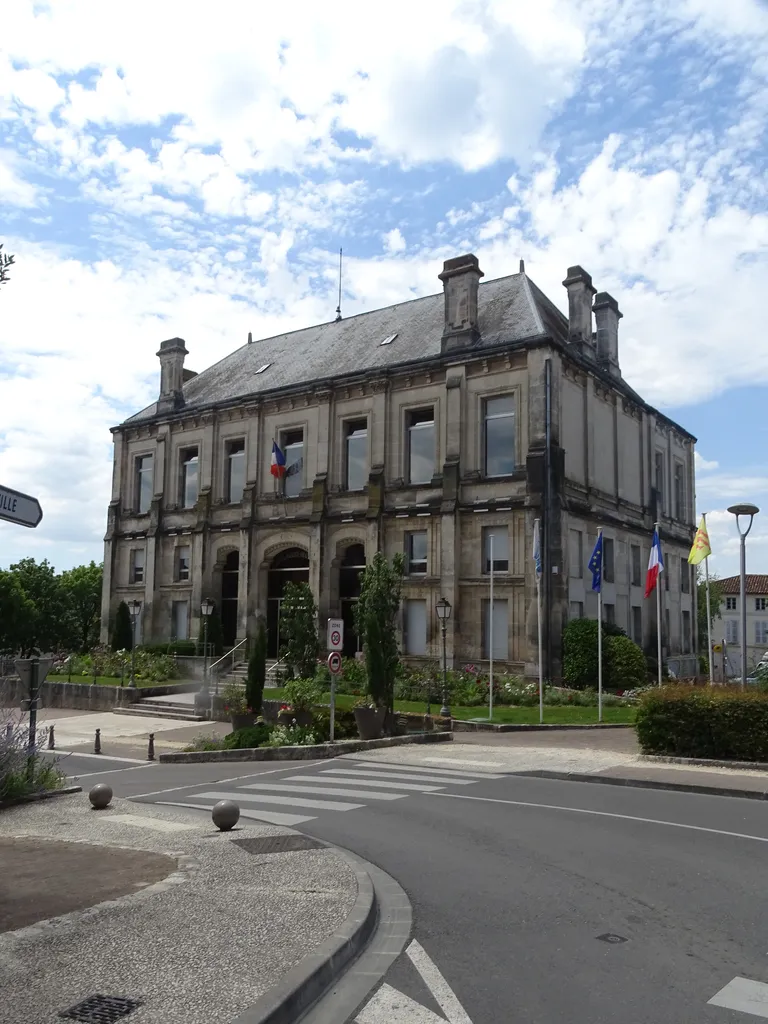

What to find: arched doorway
left=267, top=547, right=310, bottom=658
left=339, top=543, right=366, bottom=657
left=220, top=551, right=239, bottom=647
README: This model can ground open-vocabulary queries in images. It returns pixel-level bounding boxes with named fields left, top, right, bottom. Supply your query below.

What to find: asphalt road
left=68, top=755, right=768, bottom=1023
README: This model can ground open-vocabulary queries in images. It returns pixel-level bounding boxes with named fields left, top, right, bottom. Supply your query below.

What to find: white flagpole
left=489, top=534, right=494, bottom=721
left=534, top=519, right=544, bottom=724
left=655, top=522, right=663, bottom=686
left=703, top=512, right=714, bottom=685
left=597, top=528, right=603, bottom=724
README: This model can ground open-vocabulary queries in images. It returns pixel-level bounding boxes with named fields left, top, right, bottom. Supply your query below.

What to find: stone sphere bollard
left=89, top=783, right=113, bottom=810
left=212, top=799, right=240, bottom=831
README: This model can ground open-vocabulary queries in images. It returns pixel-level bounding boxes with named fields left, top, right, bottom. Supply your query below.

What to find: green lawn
left=47, top=673, right=162, bottom=688
left=263, top=688, right=635, bottom=725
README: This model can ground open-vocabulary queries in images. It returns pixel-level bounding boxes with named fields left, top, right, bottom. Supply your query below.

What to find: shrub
left=283, top=677, right=324, bottom=711
left=66, top=647, right=179, bottom=682
left=262, top=723, right=318, bottom=747
left=605, top=634, right=647, bottom=689
left=183, top=734, right=225, bottom=752
left=279, top=583, right=319, bottom=678
left=635, top=685, right=768, bottom=760
left=563, top=618, right=637, bottom=690
left=1, top=711, right=65, bottom=802
left=312, top=708, right=358, bottom=740
left=112, top=601, right=133, bottom=652
left=223, top=723, right=272, bottom=750
left=247, top=622, right=267, bottom=715
left=355, top=552, right=403, bottom=714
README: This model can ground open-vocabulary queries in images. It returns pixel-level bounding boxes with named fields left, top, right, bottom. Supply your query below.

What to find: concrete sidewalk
left=0, top=793, right=362, bottom=1024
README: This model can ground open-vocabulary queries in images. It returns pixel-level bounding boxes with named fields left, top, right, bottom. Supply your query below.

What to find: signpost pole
left=27, top=658, right=39, bottom=763
left=330, top=672, right=336, bottom=742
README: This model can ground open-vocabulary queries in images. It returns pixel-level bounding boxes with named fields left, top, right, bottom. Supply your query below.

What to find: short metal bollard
left=147, top=733, right=155, bottom=761
left=47, top=724, right=55, bottom=750
left=94, top=727, right=101, bottom=755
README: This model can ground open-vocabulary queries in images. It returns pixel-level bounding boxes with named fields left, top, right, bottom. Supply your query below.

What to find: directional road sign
left=0, top=484, right=43, bottom=528
left=327, top=617, right=344, bottom=652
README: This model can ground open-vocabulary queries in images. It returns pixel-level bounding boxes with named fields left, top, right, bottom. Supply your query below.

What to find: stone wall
left=0, top=677, right=196, bottom=712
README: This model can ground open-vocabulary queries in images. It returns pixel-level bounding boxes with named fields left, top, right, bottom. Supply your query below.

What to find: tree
left=562, top=617, right=629, bottom=689
left=0, top=571, right=35, bottom=655
left=9, top=558, right=67, bottom=654
left=354, top=552, right=404, bottom=721
left=60, top=562, right=103, bottom=653
left=696, top=569, right=723, bottom=651
left=112, top=601, right=134, bottom=652
left=247, top=620, right=267, bottom=715
left=0, top=244, right=14, bottom=290
left=279, top=582, right=319, bottom=678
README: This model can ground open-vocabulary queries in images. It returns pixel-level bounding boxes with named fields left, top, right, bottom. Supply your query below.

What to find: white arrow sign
left=356, top=940, right=473, bottom=1024
left=0, top=483, right=43, bottom=528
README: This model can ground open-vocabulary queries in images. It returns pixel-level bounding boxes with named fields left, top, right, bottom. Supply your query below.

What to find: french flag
left=645, top=529, right=664, bottom=598
left=270, top=441, right=286, bottom=479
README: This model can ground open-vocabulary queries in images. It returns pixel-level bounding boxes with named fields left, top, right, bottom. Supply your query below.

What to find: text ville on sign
left=0, top=484, right=43, bottom=528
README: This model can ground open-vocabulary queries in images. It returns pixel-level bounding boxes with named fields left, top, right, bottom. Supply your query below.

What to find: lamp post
left=435, top=597, right=452, bottom=718
left=201, top=598, right=214, bottom=703
left=728, top=503, right=759, bottom=687
left=127, top=600, right=142, bottom=687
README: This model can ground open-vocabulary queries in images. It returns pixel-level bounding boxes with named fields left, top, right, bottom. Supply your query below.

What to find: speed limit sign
left=327, top=617, right=344, bottom=652
left=328, top=651, right=342, bottom=675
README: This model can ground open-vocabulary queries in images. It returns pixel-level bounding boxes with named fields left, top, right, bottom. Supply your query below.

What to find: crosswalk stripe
left=191, top=790, right=364, bottom=812
left=153, top=800, right=315, bottom=827
left=329, top=769, right=477, bottom=785
left=345, top=760, right=503, bottom=780
left=240, top=782, right=407, bottom=801
left=309, top=772, right=443, bottom=792
left=424, top=756, right=504, bottom=769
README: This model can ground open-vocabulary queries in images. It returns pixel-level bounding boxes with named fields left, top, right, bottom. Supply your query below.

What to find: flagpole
left=703, top=513, right=714, bottom=685
left=597, top=527, right=603, bottom=724
left=489, top=535, right=494, bottom=722
left=655, top=521, right=662, bottom=686
left=534, top=519, right=544, bottom=724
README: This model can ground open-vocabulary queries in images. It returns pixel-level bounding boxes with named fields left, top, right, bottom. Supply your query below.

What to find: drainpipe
left=544, top=358, right=552, bottom=683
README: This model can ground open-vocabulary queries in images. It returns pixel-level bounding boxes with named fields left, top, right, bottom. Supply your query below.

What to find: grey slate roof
left=126, top=271, right=564, bottom=424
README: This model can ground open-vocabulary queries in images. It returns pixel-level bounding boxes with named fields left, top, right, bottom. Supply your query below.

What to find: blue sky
left=1, top=0, right=767, bottom=578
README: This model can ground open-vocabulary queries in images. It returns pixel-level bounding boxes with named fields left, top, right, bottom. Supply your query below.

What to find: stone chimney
left=562, top=266, right=596, bottom=348
left=156, top=337, right=188, bottom=414
left=438, top=253, right=484, bottom=353
left=592, top=292, right=622, bottom=376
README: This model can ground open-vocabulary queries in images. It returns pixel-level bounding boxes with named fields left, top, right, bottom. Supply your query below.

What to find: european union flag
left=588, top=533, right=603, bottom=593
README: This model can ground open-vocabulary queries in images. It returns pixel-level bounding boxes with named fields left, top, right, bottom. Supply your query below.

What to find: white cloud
left=0, top=150, right=40, bottom=207
left=383, top=228, right=406, bottom=254
left=695, top=452, right=719, bottom=472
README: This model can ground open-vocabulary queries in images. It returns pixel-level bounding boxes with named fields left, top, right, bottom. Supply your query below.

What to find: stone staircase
left=113, top=697, right=206, bottom=722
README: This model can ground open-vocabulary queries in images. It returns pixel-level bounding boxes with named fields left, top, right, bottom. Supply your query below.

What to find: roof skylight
left=254, top=363, right=271, bottom=374
left=380, top=332, right=398, bottom=346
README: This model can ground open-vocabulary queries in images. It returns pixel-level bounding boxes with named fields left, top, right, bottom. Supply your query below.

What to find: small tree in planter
left=279, top=582, right=319, bottom=678
left=247, top=621, right=267, bottom=716
left=354, top=552, right=404, bottom=736
left=112, top=601, right=133, bottom=652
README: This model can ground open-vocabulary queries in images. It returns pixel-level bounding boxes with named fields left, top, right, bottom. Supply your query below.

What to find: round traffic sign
left=330, top=629, right=341, bottom=647
left=328, top=651, right=342, bottom=675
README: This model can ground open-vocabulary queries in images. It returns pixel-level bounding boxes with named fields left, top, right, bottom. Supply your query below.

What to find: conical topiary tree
left=247, top=620, right=267, bottom=715
left=354, top=552, right=404, bottom=724
left=279, top=582, right=319, bottom=678
left=112, top=600, right=133, bottom=652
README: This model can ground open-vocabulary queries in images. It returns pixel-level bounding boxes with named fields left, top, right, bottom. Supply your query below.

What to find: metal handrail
left=210, top=638, right=249, bottom=695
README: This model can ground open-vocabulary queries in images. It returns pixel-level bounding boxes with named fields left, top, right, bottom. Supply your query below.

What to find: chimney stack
left=592, top=292, right=622, bottom=376
left=156, top=337, right=188, bottom=414
left=439, top=253, right=484, bottom=353
left=562, top=266, right=596, bottom=349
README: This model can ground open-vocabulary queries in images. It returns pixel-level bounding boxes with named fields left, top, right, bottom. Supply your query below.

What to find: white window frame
left=406, top=531, right=428, bottom=575
left=135, top=453, right=153, bottom=514
left=176, top=544, right=191, bottom=582
left=725, top=619, right=739, bottom=644
left=403, top=599, right=428, bottom=656
left=180, top=447, right=199, bottom=508
left=483, top=527, right=509, bottom=574
left=225, top=438, right=246, bottom=504
left=130, top=548, right=145, bottom=585
left=405, top=408, right=436, bottom=485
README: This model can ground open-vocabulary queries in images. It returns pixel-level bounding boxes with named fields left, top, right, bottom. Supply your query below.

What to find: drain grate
left=233, top=835, right=324, bottom=855
left=596, top=933, right=628, bottom=944
left=59, top=995, right=142, bottom=1023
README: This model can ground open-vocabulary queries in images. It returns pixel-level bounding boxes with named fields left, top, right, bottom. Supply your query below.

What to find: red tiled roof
left=719, top=575, right=768, bottom=595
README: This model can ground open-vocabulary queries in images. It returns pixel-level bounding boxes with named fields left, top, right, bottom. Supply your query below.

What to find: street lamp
left=435, top=597, right=452, bottom=718
left=728, top=503, right=760, bottom=687
left=127, top=600, right=142, bottom=687
left=200, top=598, right=214, bottom=703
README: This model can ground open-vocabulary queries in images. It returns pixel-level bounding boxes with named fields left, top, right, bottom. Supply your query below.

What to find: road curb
left=640, top=754, right=768, bottom=772
left=512, top=769, right=768, bottom=801
left=159, top=731, right=452, bottom=763
left=453, top=721, right=633, bottom=732
left=231, top=854, right=377, bottom=1024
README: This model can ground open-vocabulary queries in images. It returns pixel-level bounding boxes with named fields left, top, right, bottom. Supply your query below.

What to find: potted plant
left=282, top=678, right=323, bottom=727
left=352, top=698, right=386, bottom=740
left=221, top=680, right=254, bottom=731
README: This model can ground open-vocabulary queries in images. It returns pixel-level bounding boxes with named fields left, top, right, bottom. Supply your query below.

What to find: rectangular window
left=484, top=395, right=515, bottom=477
left=726, top=619, right=738, bottom=644
left=281, top=429, right=304, bottom=498
left=603, top=538, right=615, bottom=584
left=681, top=558, right=690, bottom=593
left=569, top=529, right=583, bottom=579
left=135, top=454, right=153, bottom=514
left=176, top=545, right=191, bottom=582
left=665, top=560, right=669, bottom=591
left=483, top=599, right=509, bottom=660
left=756, top=622, right=768, bottom=646
left=406, top=409, right=435, bottom=485
left=406, top=531, right=427, bottom=575
left=180, top=447, right=199, bottom=508
left=682, top=610, right=691, bottom=654
left=404, top=599, right=427, bottom=656
left=631, top=545, right=641, bottom=587
left=604, top=603, right=616, bottom=626
left=130, top=548, right=145, bottom=585
left=726, top=596, right=737, bottom=610
left=345, top=419, right=368, bottom=491
left=654, top=451, right=665, bottom=513
left=664, top=608, right=670, bottom=647
left=632, top=605, right=642, bottom=646
left=674, top=462, right=685, bottom=520
left=569, top=601, right=584, bottom=621
left=226, top=439, right=245, bottom=504
left=483, top=527, right=509, bottom=573
left=171, top=601, right=189, bottom=641
left=757, top=598, right=768, bottom=612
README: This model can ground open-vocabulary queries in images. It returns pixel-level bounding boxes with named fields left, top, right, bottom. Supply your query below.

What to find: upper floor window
left=654, top=451, right=665, bottom=513
left=603, top=602, right=616, bottom=626
left=406, top=531, right=428, bottom=575
left=176, top=545, right=191, bottom=582
left=345, top=420, right=368, bottom=492
left=406, top=409, right=435, bottom=485
left=281, top=429, right=304, bottom=498
left=756, top=621, right=768, bottom=645
left=483, top=526, right=509, bottom=573
left=603, top=538, right=615, bottom=584
left=484, top=395, right=515, bottom=477
left=135, top=454, right=153, bottom=514
left=226, top=439, right=245, bottom=504
left=725, top=619, right=738, bottom=644
left=180, top=447, right=199, bottom=508
left=726, top=596, right=737, bottom=611
left=631, top=544, right=641, bottom=587
left=757, top=598, right=768, bottom=611
left=674, top=462, right=685, bottom=520
left=569, top=529, right=582, bottom=579
left=130, top=548, right=145, bottom=584
left=681, top=558, right=690, bottom=593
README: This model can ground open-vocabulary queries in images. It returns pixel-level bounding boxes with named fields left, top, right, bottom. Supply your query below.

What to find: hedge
left=635, top=685, right=768, bottom=761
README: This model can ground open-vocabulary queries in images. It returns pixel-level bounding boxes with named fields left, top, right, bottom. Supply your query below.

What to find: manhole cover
left=59, top=995, right=142, bottom=1023
left=596, top=933, right=628, bottom=944
left=232, top=835, right=323, bottom=855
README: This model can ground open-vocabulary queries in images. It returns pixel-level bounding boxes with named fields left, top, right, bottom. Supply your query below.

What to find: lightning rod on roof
left=335, top=248, right=343, bottom=322
left=519, top=259, right=525, bottom=273
left=247, top=331, right=253, bottom=344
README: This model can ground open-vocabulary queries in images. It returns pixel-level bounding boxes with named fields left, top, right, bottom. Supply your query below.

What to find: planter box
left=354, top=706, right=386, bottom=740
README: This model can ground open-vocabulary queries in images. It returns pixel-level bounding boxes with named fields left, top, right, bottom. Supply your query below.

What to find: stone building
left=101, top=254, right=698, bottom=679
left=717, top=575, right=768, bottom=678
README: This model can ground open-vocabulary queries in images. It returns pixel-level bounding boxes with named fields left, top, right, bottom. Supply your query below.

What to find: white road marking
left=154, top=800, right=315, bottom=826
left=100, top=813, right=196, bottom=833
left=423, top=757, right=503, bottom=769
left=406, top=940, right=473, bottom=1024
left=318, top=770, right=443, bottom=791
left=69, top=764, right=157, bottom=780
left=355, top=983, right=445, bottom=1023
left=325, top=769, right=477, bottom=785
left=709, top=977, right=768, bottom=1017
left=240, top=782, right=407, bottom=801
left=191, top=790, right=363, bottom=811
left=349, top=761, right=502, bottom=780
left=129, top=759, right=333, bottom=799
left=433, top=792, right=768, bottom=844
left=52, top=750, right=148, bottom=764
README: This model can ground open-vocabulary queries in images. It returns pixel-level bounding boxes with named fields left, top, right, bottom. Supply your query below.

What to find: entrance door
left=267, top=548, right=310, bottom=658
left=339, top=544, right=365, bottom=658
left=220, top=551, right=239, bottom=648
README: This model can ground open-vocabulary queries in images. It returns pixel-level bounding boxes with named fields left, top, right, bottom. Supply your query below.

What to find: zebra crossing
left=152, top=759, right=504, bottom=827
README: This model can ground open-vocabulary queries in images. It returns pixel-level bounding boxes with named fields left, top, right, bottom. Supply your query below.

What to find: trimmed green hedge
left=635, top=685, right=768, bottom=761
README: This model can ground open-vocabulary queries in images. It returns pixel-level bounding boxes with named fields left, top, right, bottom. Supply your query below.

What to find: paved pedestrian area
left=0, top=793, right=358, bottom=1024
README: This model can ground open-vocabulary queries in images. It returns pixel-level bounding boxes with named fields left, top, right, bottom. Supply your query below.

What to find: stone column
left=237, top=526, right=250, bottom=639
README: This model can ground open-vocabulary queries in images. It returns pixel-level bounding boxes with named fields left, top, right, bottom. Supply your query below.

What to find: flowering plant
left=221, top=681, right=251, bottom=716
